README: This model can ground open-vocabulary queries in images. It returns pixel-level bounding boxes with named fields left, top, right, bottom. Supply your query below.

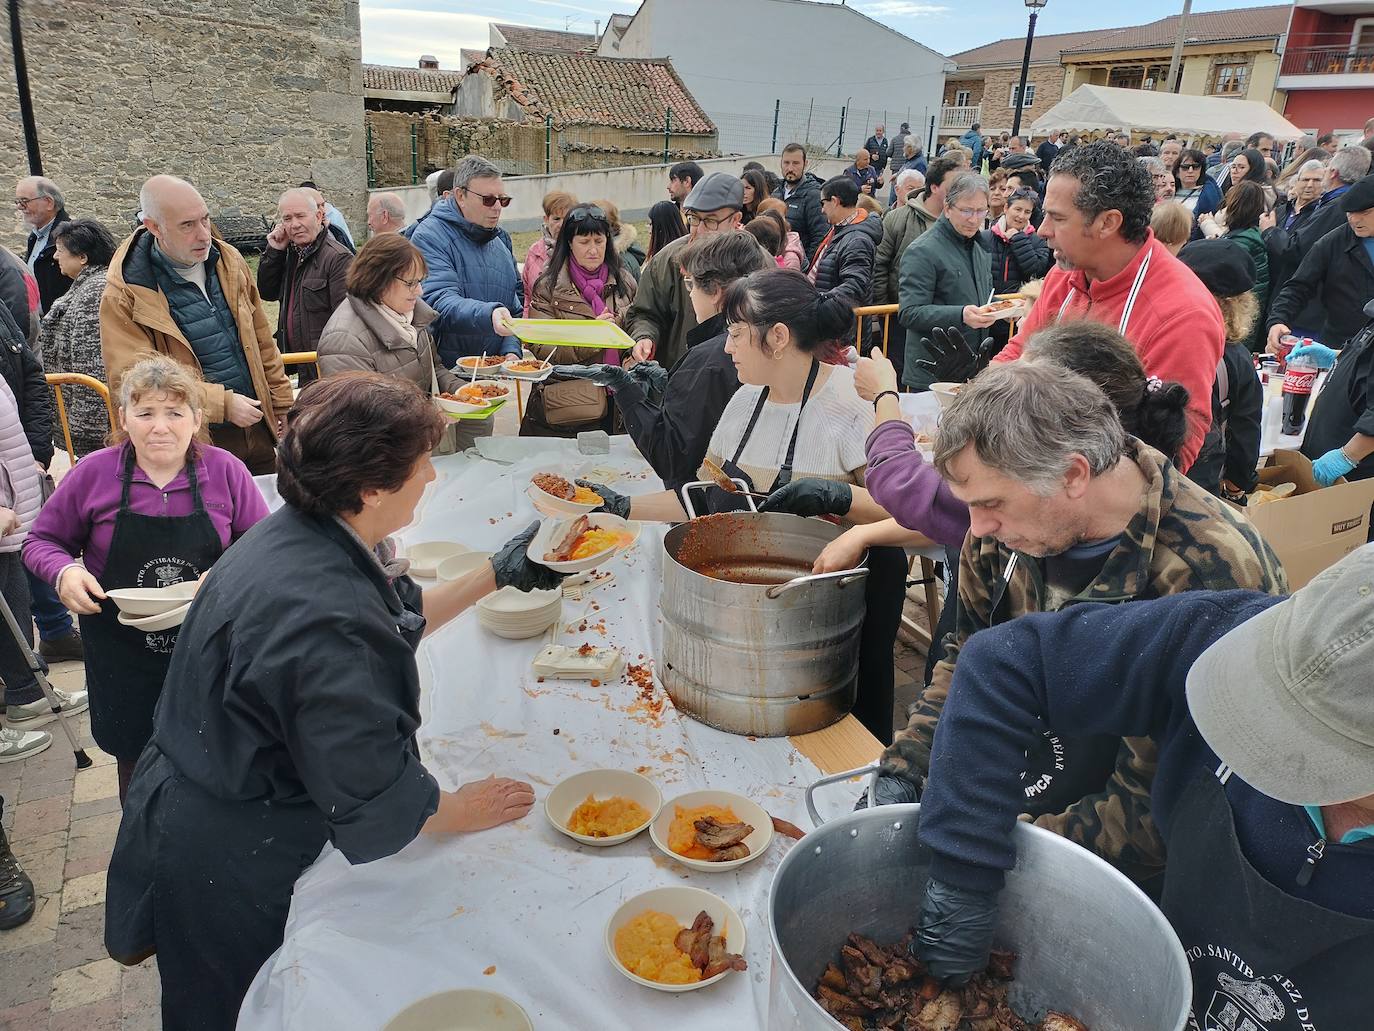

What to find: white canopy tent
left=1028, top=84, right=1305, bottom=141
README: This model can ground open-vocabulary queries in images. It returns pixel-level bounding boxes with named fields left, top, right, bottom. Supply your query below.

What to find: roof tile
left=363, top=64, right=464, bottom=94
left=492, top=23, right=598, bottom=53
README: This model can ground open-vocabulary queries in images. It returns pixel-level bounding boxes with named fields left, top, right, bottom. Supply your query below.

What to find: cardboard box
left=1244, top=450, right=1374, bottom=589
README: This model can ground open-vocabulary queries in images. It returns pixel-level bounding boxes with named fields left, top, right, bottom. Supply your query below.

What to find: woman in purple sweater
left=24, top=355, right=268, bottom=798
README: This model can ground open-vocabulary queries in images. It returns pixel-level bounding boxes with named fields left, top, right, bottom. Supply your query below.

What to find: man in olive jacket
left=101, top=175, right=293, bottom=475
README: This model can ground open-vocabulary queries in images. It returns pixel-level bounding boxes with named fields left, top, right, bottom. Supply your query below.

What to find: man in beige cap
left=905, top=544, right=1374, bottom=1022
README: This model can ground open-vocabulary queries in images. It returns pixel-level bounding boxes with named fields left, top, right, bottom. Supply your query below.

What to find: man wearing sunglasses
left=410, top=155, right=522, bottom=374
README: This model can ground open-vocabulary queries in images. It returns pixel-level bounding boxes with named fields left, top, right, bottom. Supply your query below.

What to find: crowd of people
left=0, top=110, right=1370, bottom=1029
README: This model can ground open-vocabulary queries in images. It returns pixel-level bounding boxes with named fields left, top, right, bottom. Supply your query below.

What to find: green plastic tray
left=506, top=318, right=634, bottom=350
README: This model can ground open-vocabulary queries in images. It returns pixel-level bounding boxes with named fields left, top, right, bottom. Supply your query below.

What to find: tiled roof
left=1061, top=4, right=1291, bottom=54
left=492, top=23, right=597, bottom=53
left=461, top=48, right=488, bottom=69
left=470, top=47, right=715, bottom=134
left=363, top=64, right=463, bottom=95
left=951, top=29, right=1115, bottom=69
left=952, top=5, right=1291, bottom=69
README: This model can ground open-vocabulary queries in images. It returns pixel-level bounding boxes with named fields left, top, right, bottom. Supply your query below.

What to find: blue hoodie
left=409, top=196, right=524, bottom=366
left=958, top=129, right=984, bottom=168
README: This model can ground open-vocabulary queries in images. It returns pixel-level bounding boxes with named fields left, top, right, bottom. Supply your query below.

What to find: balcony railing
left=1280, top=44, right=1374, bottom=76
left=940, top=104, right=981, bottom=130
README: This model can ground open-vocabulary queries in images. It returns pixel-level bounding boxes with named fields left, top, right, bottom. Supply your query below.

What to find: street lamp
left=1011, top=0, right=1047, bottom=141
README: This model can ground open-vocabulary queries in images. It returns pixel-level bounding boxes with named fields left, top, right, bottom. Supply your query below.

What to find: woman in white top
left=583, top=268, right=908, bottom=741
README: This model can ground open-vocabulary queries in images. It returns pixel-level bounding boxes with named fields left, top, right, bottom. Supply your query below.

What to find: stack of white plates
left=476, top=586, right=562, bottom=640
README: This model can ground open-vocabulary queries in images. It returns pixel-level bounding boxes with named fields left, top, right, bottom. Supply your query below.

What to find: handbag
left=530, top=378, right=608, bottom=429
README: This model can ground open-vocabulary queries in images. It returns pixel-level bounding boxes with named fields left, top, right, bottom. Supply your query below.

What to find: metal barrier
left=853, top=304, right=899, bottom=358
left=45, top=373, right=115, bottom=466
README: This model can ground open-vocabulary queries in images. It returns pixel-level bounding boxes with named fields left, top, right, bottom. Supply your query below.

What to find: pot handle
left=805, top=764, right=880, bottom=827
left=765, top=566, right=869, bottom=599
left=678, top=480, right=758, bottom=519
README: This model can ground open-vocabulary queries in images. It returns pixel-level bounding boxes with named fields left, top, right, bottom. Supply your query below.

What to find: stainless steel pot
left=767, top=768, right=1192, bottom=1031
left=659, top=508, right=868, bottom=737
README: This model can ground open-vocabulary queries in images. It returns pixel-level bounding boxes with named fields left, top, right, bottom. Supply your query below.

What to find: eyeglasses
left=566, top=205, right=607, bottom=224
left=951, top=205, right=989, bottom=220
left=685, top=211, right=736, bottom=230
left=12, top=197, right=39, bottom=209
left=462, top=188, right=513, bottom=208
left=394, top=275, right=424, bottom=290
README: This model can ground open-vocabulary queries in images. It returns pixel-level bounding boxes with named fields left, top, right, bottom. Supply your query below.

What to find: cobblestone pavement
left=0, top=622, right=929, bottom=1031
left=0, top=660, right=159, bottom=1031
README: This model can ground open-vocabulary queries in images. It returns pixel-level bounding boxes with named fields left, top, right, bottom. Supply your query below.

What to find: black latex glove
left=853, top=773, right=922, bottom=810
left=551, top=364, right=635, bottom=391
left=575, top=479, right=631, bottom=519
left=913, top=878, right=1000, bottom=986
left=628, top=360, right=669, bottom=395
left=914, top=327, right=997, bottom=384
left=491, top=521, right=565, bottom=592
left=758, top=478, right=853, bottom=518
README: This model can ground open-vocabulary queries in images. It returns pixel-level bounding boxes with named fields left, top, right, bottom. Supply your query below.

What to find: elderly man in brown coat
left=256, top=188, right=352, bottom=385
left=100, top=175, right=293, bottom=474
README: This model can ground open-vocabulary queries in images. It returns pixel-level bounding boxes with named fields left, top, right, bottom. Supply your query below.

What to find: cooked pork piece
left=770, top=815, right=805, bottom=840
left=701, top=934, right=749, bottom=978
left=707, top=842, right=750, bottom=862
left=693, top=815, right=753, bottom=850
left=1040, top=1014, right=1089, bottom=1031
left=545, top=516, right=590, bottom=562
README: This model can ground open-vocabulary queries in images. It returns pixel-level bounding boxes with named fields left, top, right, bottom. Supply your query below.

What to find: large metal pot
left=768, top=769, right=1192, bottom=1031
left=660, top=511, right=868, bottom=737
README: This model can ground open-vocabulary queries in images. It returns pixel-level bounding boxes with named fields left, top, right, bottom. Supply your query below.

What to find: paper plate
left=107, top=582, right=199, bottom=617
left=528, top=514, right=640, bottom=574
left=499, top=353, right=554, bottom=382
left=544, top=769, right=662, bottom=847
left=931, top=382, right=963, bottom=411
left=382, top=989, right=533, bottom=1031
left=648, top=790, right=774, bottom=873
left=526, top=470, right=602, bottom=518
left=604, top=886, right=747, bottom=993
left=506, top=318, right=634, bottom=350
left=436, top=551, right=492, bottom=581
left=117, top=601, right=192, bottom=632
left=454, top=355, right=510, bottom=373
left=408, top=542, right=469, bottom=579
left=437, top=380, right=513, bottom=415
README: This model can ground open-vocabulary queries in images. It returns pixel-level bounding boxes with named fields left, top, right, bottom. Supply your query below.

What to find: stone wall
left=365, top=110, right=717, bottom=187
left=0, top=0, right=364, bottom=250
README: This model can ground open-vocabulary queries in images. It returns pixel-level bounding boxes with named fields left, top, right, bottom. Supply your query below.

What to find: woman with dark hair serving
left=103, top=373, right=567, bottom=1029
left=578, top=269, right=910, bottom=742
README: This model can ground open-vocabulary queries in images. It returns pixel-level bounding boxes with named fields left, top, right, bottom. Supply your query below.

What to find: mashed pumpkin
left=569, top=527, right=633, bottom=561
left=566, top=794, right=650, bottom=837
left=667, top=803, right=740, bottom=860
left=614, top=911, right=701, bottom=985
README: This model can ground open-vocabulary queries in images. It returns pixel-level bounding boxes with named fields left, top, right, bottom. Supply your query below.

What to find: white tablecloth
left=238, top=437, right=861, bottom=1030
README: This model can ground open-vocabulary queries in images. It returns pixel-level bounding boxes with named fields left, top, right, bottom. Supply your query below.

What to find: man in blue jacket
left=957, top=123, right=984, bottom=169
left=910, top=546, right=1374, bottom=1026
left=410, top=155, right=522, bottom=369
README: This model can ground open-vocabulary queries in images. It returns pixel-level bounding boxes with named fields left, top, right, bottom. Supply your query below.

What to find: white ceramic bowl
left=454, top=355, right=509, bottom=373
left=605, top=885, right=747, bottom=993
left=648, top=789, right=774, bottom=873
left=435, top=394, right=489, bottom=416
left=408, top=542, right=470, bottom=578
left=526, top=469, right=602, bottom=518
left=436, top=551, right=492, bottom=581
left=116, top=601, right=192, bottom=632
left=544, top=769, right=662, bottom=847
left=500, top=353, right=553, bottom=382
left=106, top=582, right=199, bottom=617
left=931, top=381, right=963, bottom=412
left=528, top=514, right=641, bottom=574
left=382, top=989, right=533, bottom=1031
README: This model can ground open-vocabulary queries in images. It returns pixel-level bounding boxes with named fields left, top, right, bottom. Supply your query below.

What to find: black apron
left=708, top=359, right=820, bottom=513
left=1162, top=768, right=1374, bottom=1029
left=78, top=447, right=223, bottom=759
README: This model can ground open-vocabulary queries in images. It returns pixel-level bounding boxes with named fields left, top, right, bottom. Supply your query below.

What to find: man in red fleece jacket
left=998, top=141, right=1224, bottom=471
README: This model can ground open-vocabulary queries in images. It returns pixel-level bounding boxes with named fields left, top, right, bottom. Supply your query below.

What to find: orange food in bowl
left=571, top=485, right=603, bottom=505
left=566, top=794, right=650, bottom=837
left=614, top=911, right=702, bottom=985
left=668, top=803, right=740, bottom=860
left=568, top=527, right=633, bottom=561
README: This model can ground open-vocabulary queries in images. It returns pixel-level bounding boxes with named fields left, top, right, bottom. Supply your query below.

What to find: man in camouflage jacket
left=874, top=363, right=1287, bottom=887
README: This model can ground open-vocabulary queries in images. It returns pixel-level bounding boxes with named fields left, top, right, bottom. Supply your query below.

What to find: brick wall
left=943, top=79, right=986, bottom=106
left=980, top=65, right=1068, bottom=136
left=1, top=0, right=365, bottom=249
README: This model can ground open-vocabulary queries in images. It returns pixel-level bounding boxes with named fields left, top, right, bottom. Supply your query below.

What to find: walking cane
left=0, top=589, right=91, bottom=770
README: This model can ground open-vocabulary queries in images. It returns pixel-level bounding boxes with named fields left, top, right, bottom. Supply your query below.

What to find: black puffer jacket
left=773, top=172, right=830, bottom=263
left=812, top=209, right=883, bottom=335
left=978, top=223, right=1051, bottom=294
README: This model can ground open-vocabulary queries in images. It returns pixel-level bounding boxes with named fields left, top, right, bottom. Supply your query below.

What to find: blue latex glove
left=575, top=479, right=631, bottom=518
left=758, top=478, right=853, bottom=518
left=1312, top=448, right=1357, bottom=487
left=491, top=521, right=565, bottom=592
left=914, top=878, right=1000, bottom=986
left=1289, top=342, right=1338, bottom=369
left=551, top=364, right=635, bottom=391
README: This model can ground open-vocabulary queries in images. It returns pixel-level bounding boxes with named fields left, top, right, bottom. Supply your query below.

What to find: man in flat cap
left=1267, top=172, right=1374, bottom=357
left=626, top=171, right=750, bottom=369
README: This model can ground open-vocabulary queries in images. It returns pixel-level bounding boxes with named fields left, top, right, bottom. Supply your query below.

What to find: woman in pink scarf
left=521, top=204, right=637, bottom=437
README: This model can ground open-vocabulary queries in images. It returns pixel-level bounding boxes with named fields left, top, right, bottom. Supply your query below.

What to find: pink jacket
left=780, top=231, right=806, bottom=271
left=0, top=375, right=41, bottom=554
left=521, top=237, right=552, bottom=299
